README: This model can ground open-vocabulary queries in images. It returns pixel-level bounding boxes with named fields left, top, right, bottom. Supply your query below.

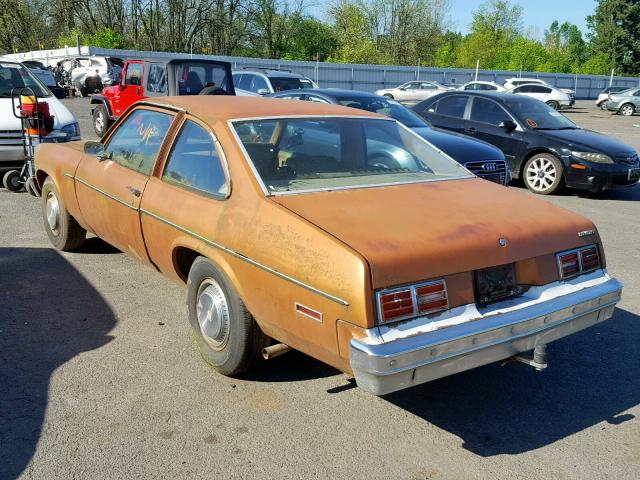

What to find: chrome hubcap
left=196, top=279, right=230, bottom=350
left=46, top=191, right=60, bottom=234
left=526, top=157, right=557, bottom=192
left=95, top=112, right=105, bottom=130
left=622, top=105, right=633, bottom=115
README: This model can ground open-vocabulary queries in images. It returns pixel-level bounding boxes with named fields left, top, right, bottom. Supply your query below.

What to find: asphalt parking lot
left=1, top=98, right=639, bottom=480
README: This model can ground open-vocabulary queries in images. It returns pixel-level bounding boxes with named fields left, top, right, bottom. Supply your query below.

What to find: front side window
left=470, top=97, right=512, bottom=126
left=420, top=82, right=436, bottom=90
left=125, top=63, right=143, bottom=86
left=251, top=75, right=269, bottom=92
left=163, top=121, right=228, bottom=197
left=233, top=117, right=471, bottom=194
left=434, top=95, right=468, bottom=118
left=106, top=109, right=173, bottom=175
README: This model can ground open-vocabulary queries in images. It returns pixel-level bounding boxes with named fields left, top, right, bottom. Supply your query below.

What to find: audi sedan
left=413, top=91, right=639, bottom=194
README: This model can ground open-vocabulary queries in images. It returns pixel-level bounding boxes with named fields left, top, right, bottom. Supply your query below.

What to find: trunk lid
left=273, top=178, right=597, bottom=288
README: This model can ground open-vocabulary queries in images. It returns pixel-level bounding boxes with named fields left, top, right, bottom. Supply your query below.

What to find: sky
left=309, top=0, right=598, bottom=39
left=450, top=0, right=598, bottom=38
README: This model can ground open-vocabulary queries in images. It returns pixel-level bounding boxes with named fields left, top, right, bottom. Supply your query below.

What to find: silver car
left=605, top=88, right=640, bottom=116
left=507, top=83, right=573, bottom=110
left=375, top=81, right=449, bottom=103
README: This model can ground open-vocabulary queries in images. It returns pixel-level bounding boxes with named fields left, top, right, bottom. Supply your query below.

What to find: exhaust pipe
left=262, top=343, right=290, bottom=360
left=502, top=344, right=548, bottom=371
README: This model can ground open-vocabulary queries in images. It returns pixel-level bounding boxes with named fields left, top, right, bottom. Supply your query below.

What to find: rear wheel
left=523, top=153, right=564, bottom=195
left=187, top=257, right=269, bottom=376
left=619, top=103, right=635, bottom=116
left=3, top=170, right=22, bottom=192
left=92, top=104, right=111, bottom=137
left=41, top=177, right=86, bottom=250
left=545, top=100, right=559, bottom=110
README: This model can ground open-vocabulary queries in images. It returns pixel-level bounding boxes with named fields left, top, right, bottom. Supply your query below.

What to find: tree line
left=0, top=0, right=638, bottom=76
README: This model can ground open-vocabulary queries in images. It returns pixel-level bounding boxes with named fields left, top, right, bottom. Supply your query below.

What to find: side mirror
left=499, top=120, right=517, bottom=131
left=257, top=88, right=270, bottom=95
left=399, top=86, right=407, bottom=91
left=84, top=141, right=111, bottom=160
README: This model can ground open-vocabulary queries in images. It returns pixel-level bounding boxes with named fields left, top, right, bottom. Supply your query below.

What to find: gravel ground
left=0, top=98, right=639, bottom=480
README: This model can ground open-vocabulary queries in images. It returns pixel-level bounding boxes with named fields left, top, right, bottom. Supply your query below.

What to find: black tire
left=187, top=257, right=269, bottom=376
left=619, top=103, right=635, bottom=116
left=41, top=177, right=86, bottom=250
left=383, top=93, right=394, bottom=99
left=523, top=153, right=564, bottom=195
left=75, top=82, right=88, bottom=97
left=93, top=104, right=111, bottom=137
left=546, top=100, right=559, bottom=110
left=3, top=170, right=22, bottom=192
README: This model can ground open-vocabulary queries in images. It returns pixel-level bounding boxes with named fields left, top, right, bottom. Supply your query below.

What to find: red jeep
left=90, top=58, right=235, bottom=136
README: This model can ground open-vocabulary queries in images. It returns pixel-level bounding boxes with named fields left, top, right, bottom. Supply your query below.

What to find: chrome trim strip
left=140, top=208, right=349, bottom=306
left=74, top=176, right=137, bottom=211
left=63, top=172, right=74, bottom=179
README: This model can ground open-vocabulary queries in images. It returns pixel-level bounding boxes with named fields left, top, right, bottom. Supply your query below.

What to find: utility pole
left=609, top=68, right=615, bottom=86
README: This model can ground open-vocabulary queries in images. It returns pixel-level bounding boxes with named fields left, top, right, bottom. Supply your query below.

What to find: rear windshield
left=335, top=96, right=427, bottom=128
left=176, top=62, right=233, bottom=95
left=232, top=117, right=470, bottom=194
left=0, top=62, right=51, bottom=98
left=270, top=76, right=316, bottom=92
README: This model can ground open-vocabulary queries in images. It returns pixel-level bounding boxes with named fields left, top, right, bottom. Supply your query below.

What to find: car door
left=466, top=96, right=525, bottom=174
left=74, top=107, right=175, bottom=261
left=139, top=117, right=231, bottom=277
left=417, top=94, right=471, bottom=133
left=111, top=61, right=145, bottom=116
left=417, top=82, right=438, bottom=100
left=398, top=82, right=420, bottom=102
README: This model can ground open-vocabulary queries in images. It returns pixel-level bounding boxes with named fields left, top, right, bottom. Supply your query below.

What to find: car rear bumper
left=350, top=272, right=622, bottom=395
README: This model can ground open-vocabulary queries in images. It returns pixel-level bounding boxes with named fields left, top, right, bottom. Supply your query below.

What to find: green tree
left=587, top=0, right=640, bottom=75
left=329, top=0, right=387, bottom=64
left=283, top=18, right=338, bottom=61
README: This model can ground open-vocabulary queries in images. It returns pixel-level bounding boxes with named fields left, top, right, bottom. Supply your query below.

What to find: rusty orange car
left=34, top=96, right=623, bottom=395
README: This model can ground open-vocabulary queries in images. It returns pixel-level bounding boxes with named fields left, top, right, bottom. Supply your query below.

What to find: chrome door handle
left=127, top=186, right=141, bottom=197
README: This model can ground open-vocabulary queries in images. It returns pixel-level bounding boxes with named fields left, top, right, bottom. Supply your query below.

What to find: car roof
left=143, top=96, right=385, bottom=122
left=234, top=69, right=306, bottom=78
left=286, top=88, right=376, bottom=98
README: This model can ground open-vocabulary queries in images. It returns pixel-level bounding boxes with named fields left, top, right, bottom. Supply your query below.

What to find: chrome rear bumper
left=350, top=273, right=622, bottom=395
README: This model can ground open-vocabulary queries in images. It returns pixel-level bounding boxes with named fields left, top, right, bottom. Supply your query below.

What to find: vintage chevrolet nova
left=35, top=96, right=623, bottom=395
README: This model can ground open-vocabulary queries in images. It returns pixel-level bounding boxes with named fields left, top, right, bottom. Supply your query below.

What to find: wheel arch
left=619, top=102, right=636, bottom=114
left=89, top=95, right=114, bottom=117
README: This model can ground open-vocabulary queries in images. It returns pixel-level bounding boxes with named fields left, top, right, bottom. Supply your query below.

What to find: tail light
left=377, top=280, right=448, bottom=324
left=557, top=245, right=601, bottom=279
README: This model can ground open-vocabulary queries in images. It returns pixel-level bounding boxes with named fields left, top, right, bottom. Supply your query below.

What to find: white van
left=0, top=57, right=80, bottom=172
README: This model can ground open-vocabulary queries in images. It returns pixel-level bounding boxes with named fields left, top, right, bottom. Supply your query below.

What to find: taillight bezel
left=376, top=279, right=449, bottom=324
left=556, top=244, right=601, bottom=279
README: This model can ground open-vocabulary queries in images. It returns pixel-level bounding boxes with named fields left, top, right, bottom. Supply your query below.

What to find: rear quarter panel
left=35, top=141, right=89, bottom=231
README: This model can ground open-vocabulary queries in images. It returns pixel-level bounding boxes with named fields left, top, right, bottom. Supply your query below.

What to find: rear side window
left=106, top=109, right=173, bottom=175
left=251, top=75, right=269, bottom=92
left=125, top=63, right=143, bottom=86
left=146, top=64, right=167, bottom=94
left=434, top=95, right=468, bottom=118
left=163, top=121, right=228, bottom=197
left=530, top=85, right=551, bottom=93
left=470, top=97, right=511, bottom=126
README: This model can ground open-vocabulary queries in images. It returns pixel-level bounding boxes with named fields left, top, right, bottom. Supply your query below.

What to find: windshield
left=232, top=117, right=471, bottom=194
left=270, top=76, right=316, bottom=92
left=335, top=96, right=428, bottom=128
left=508, top=98, right=576, bottom=130
left=0, top=62, right=51, bottom=98
left=176, top=62, right=233, bottom=95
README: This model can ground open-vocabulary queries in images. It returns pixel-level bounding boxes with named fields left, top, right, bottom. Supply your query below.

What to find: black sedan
left=269, top=88, right=509, bottom=185
left=413, top=91, right=640, bottom=194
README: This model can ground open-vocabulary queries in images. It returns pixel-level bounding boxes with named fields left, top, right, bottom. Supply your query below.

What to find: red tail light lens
left=557, top=245, right=601, bottom=279
left=580, top=246, right=600, bottom=272
left=415, top=281, right=448, bottom=314
left=377, top=280, right=449, bottom=324
left=558, top=251, right=580, bottom=278
left=378, top=289, right=413, bottom=322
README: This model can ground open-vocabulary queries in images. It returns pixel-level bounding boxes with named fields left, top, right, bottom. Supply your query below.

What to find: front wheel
left=3, top=170, right=22, bottom=191
left=383, top=93, right=394, bottom=100
left=545, top=100, right=559, bottom=110
left=41, top=177, right=86, bottom=250
left=523, top=153, right=564, bottom=195
left=619, top=104, right=635, bottom=116
left=187, top=257, right=269, bottom=376
left=92, top=105, right=111, bottom=137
